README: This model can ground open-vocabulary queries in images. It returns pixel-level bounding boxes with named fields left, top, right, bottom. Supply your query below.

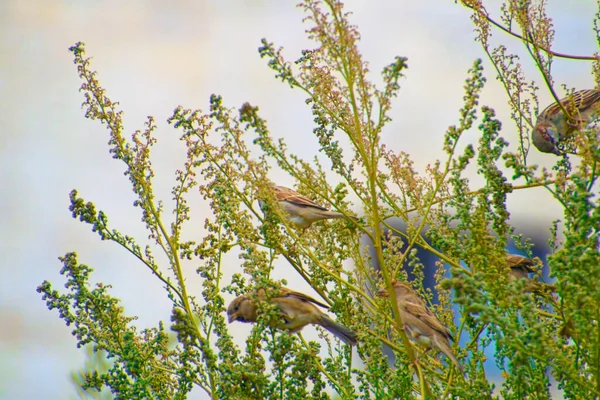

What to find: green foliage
left=38, top=0, right=600, bottom=398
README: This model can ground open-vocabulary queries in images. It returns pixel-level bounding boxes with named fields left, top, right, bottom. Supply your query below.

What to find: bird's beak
left=228, top=314, right=235, bottom=323
left=377, top=288, right=388, bottom=297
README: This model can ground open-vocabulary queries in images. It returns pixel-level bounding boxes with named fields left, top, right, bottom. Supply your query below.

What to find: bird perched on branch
left=227, top=287, right=358, bottom=345
left=532, top=89, right=600, bottom=155
left=506, top=254, right=537, bottom=280
left=378, top=281, right=464, bottom=374
left=506, top=254, right=556, bottom=295
left=258, top=184, right=357, bottom=230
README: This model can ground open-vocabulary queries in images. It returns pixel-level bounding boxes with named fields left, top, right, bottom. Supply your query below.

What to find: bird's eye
left=556, top=142, right=569, bottom=153
left=234, top=305, right=240, bottom=312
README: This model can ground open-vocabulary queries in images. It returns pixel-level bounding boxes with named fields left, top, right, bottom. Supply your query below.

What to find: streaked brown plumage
left=227, top=287, right=358, bottom=345
left=258, top=185, right=356, bottom=229
left=532, top=89, right=600, bottom=154
left=378, top=281, right=464, bottom=373
left=506, top=254, right=537, bottom=280
left=506, top=254, right=556, bottom=294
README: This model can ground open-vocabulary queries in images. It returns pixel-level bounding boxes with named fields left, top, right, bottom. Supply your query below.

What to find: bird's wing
left=278, top=287, right=330, bottom=309
left=402, top=297, right=453, bottom=341
left=539, top=89, right=600, bottom=120
left=506, top=254, right=536, bottom=273
left=273, top=186, right=329, bottom=211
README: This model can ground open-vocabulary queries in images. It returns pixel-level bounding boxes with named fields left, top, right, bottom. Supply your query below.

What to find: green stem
left=299, top=334, right=350, bottom=398
left=392, top=135, right=461, bottom=278
left=80, top=59, right=218, bottom=398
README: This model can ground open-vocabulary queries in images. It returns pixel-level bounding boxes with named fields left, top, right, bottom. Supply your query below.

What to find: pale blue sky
left=0, top=1, right=596, bottom=398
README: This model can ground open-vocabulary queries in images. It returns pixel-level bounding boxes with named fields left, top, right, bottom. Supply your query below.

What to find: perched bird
left=532, top=89, right=600, bottom=155
left=258, top=185, right=356, bottom=229
left=378, top=281, right=464, bottom=373
left=227, top=287, right=358, bottom=346
left=506, top=254, right=556, bottom=295
left=506, top=254, right=537, bottom=280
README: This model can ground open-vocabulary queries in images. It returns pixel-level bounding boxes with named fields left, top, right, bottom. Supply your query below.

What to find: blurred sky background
left=0, top=0, right=597, bottom=399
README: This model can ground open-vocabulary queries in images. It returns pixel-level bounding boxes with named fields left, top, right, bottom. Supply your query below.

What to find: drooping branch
left=461, top=1, right=600, bottom=61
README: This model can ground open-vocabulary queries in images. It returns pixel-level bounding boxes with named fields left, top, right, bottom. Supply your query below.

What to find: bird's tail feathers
left=435, top=337, right=465, bottom=376
left=319, top=210, right=359, bottom=224
left=318, top=316, right=358, bottom=346
left=317, top=210, right=347, bottom=219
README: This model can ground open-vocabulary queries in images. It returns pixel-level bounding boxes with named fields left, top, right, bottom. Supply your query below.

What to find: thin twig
left=462, top=2, right=600, bottom=61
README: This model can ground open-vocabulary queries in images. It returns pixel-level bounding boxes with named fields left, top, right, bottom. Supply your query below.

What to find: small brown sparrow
left=506, top=254, right=556, bottom=294
left=532, top=89, right=600, bottom=155
left=258, top=185, right=356, bottom=229
left=227, top=287, right=358, bottom=345
left=378, top=281, right=464, bottom=373
left=506, top=254, right=537, bottom=280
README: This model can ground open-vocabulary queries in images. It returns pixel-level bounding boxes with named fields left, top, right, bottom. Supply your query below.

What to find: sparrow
left=378, top=281, right=464, bottom=373
left=227, top=287, right=358, bottom=345
left=258, top=185, right=356, bottom=229
left=532, top=89, right=600, bottom=155
left=506, top=254, right=537, bottom=280
left=506, top=254, right=556, bottom=294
